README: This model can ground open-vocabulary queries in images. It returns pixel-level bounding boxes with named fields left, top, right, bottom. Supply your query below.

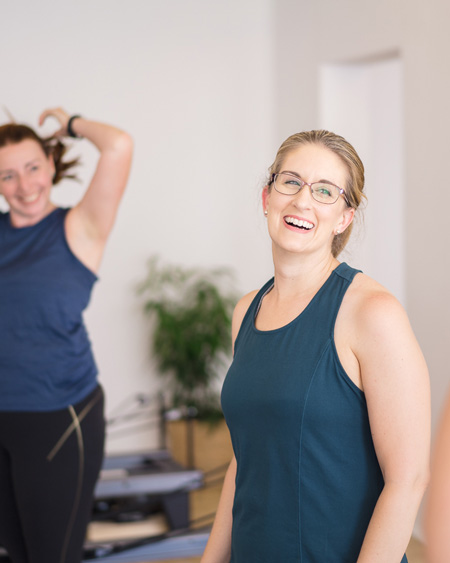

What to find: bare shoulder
left=340, top=272, right=415, bottom=359
left=345, top=272, right=408, bottom=331
left=336, top=271, right=425, bottom=391
left=231, top=290, right=259, bottom=347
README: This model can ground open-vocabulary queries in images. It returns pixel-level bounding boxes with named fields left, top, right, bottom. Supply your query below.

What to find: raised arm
left=40, top=107, right=133, bottom=272
left=352, top=288, right=430, bottom=562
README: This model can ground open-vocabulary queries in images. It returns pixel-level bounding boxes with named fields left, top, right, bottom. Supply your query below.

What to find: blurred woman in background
left=0, top=107, right=133, bottom=562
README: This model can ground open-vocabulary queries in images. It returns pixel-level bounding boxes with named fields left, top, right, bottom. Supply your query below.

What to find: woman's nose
left=293, top=184, right=313, bottom=207
left=17, top=174, right=32, bottom=193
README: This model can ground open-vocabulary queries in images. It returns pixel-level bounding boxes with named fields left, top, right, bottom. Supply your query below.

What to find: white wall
left=1, top=0, right=275, bottom=452
left=319, top=57, right=405, bottom=305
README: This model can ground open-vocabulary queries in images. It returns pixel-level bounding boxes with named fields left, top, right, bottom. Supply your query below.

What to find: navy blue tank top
left=221, top=263, right=407, bottom=562
left=0, top=208, right=99, bottom=411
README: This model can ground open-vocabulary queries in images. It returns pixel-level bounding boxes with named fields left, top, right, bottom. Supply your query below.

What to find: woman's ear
left=336, top=206, right=355, bottom=234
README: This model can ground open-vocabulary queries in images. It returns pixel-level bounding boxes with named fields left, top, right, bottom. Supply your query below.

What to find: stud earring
left=336, top=229, right=341, bottom=235
left=264, top=210, right=268, bottom=216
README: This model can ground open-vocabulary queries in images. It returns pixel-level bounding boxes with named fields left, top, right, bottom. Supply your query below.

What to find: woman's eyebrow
left=25, top=158, right=41, bottom=167
left=281, top=170, right=335, bottom=184
left=0, top=159, right=41, bottom=174
left=281, top=169, right=302, bottom=178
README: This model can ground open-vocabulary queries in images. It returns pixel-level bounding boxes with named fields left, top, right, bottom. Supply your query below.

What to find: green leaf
left=138, top=255, right=238, bottom=416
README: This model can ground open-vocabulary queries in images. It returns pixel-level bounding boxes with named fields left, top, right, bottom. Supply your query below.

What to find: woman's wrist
left=67, top=115, right=82, bottom=138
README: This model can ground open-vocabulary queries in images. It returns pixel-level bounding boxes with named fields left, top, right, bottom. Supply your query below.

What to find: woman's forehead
left=281, top=143, right=348, bottom=186
left=0, top=139, right=46, bottom=167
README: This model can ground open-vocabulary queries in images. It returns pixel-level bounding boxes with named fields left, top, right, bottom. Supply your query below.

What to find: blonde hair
left=268, top=130, right=365, bottom=257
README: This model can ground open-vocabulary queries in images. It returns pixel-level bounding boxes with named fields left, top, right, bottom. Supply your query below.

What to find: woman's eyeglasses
left=269, top=172, right=350, bottom=206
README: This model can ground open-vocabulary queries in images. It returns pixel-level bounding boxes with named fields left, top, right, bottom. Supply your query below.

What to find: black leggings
left=0, top=386, right=105, bottom=563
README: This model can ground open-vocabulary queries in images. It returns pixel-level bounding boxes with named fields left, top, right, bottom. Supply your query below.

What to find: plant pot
left=166, top=418, right=233, bottom=472
left=166, top=418, right=233, bottom=528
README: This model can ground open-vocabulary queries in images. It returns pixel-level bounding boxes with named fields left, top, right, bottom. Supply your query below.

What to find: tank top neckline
left=252, top=261, right=349, bottom=335
left=3, top=206, right=63, bottom=232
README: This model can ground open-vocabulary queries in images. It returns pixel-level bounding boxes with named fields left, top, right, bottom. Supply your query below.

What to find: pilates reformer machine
left=84, top=393, right=223, bottom=561
left=83, top=449, right=210, bottom=562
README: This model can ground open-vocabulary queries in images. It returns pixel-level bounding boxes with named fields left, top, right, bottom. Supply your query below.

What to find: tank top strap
left=233, top=277, right=274, bottom=354
left=316, top=261, right=361, bottom=338
left=247, top=277, right=275, bottom=320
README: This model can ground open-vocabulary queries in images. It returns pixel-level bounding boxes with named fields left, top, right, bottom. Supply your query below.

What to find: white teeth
left=22, top=193, right=39, bottom=203
left=285, top=216, right=314, bottom=230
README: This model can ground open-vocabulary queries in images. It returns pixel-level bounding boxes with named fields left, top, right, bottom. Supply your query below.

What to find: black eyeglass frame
left=268, top=172, right=351, bottom=207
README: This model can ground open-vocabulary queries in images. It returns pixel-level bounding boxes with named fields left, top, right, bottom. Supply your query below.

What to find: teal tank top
left=221, top=263, right=407, bottom=562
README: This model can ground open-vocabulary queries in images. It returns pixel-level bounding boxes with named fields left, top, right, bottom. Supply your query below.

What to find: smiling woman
left=0, top=123, right=79, bottom=226
left=265, top=129, right=365, bottom=258
left=0, top=108, right=133, bottom=563
left=0, top=138, right=60, bottom=226
left=202, top=130, right=430, bottom=563
left=262, top=142, right=355, bottom=261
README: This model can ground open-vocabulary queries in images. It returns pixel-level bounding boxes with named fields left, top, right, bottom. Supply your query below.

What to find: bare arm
left=201, top=291, right=257, bottom=562
left=352, top=290, right=430, bottom=562
left=39, top=107, right=133, bottom=272
left=424, top=391, right=450, bottom=562
left=201, top=456, right=236, bottom=563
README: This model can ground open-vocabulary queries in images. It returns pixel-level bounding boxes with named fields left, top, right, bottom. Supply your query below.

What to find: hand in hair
left=38, top=107, right=71, bottom=138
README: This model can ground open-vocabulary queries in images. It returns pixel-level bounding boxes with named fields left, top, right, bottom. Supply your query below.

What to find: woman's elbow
left=115, top=131, right=134, bottom=155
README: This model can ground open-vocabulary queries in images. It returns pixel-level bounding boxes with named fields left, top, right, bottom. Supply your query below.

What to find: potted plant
left=138, top=256, right=237, bottom=469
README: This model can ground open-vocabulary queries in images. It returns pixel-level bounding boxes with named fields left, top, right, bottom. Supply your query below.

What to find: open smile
left=15, top=189, right=44, bottom=206
left=284, top=216, right=315, bottom=231
left=20, top=193, right=40, bottom=203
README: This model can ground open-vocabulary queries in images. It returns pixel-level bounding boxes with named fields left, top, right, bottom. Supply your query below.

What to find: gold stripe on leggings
left=60, top=405, right=84, bottom=563
left=46, top=391, right=101, bottom=462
